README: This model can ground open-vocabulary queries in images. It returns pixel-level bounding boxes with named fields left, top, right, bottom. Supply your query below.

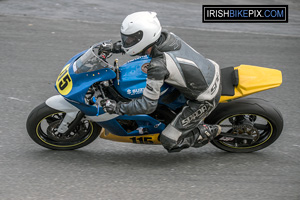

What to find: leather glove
left=100, top=99, right=122, bottom=115
left=98, top=40, right=113, bottom=55
left=98, top=40, right=125, bottom=55
left=112, top=41, right=125, bottom=54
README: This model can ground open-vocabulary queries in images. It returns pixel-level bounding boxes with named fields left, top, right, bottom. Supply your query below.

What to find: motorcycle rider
left=100, top=11, right=222, bottom=152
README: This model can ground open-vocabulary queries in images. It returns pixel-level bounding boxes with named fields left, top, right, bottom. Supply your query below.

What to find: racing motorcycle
left=26, top=42, right=283, bottom=152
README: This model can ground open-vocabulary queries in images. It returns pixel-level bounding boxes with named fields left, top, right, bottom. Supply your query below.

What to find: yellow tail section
left=220, top=65, right=282, bottom=102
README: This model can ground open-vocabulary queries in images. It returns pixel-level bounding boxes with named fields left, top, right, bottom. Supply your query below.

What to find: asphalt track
left=0, top=1, right=300, bottom=200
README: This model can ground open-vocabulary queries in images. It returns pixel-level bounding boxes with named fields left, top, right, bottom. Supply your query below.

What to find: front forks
left=57, top=111, right=85, bottom=134
left=45, top=95, right=84, bottom=135
left=57, top=111, right=78, bottom=133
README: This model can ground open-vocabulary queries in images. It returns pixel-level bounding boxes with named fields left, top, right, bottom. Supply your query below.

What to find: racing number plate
left=56, top=64, right=73, bottom=95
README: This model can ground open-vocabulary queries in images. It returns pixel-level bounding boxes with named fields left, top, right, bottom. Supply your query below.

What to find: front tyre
left=26, top=103, right=101, bottom=150
left=205, top=98, right=283, bottom=153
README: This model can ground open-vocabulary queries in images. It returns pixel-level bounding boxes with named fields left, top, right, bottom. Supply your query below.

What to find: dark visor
left=121, top=31, right=143, bottom=48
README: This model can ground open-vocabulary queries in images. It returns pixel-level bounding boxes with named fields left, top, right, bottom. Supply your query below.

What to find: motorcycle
left=26, top=42, right=283, bottom=153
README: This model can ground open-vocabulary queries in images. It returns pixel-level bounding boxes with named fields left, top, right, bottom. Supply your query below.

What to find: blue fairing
left=58, top=52, right=185, bottom=112
left=96, top=115, right=166, bottom=136
left=114, top=56, right=170, bottom=99
left=66, top=64, right=116, bottom=103
left=55, top=49, right=116, bottom=115
left=114, top=55, right=186, bottom=110
left=114, top=56, right=150, bottom=98
left=54, top=50, right=186, bottom=136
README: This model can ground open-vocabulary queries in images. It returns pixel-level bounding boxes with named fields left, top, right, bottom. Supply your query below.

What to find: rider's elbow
left=143, top=96, right=158, bottom=114
left=145, top=104, right=157, bottom=114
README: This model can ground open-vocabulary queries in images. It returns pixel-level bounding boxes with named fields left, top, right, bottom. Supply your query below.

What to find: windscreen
left=74, top=43, right=112, bottom=74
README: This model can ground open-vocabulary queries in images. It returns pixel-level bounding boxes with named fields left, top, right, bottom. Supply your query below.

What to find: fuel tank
left=114, top=56, right=170, bottom=99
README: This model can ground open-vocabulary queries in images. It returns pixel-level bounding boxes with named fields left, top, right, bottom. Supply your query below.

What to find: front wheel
left=26, top=103, right=101, bottom=150
left=205, top=98, right=284, bottom=153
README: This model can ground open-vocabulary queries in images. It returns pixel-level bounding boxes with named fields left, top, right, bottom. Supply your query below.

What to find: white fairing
left=85, top=113, right=119, bottom=122
left=46, top=95, right=80, bottom=113
left=46, top=95, right=119, bottom=123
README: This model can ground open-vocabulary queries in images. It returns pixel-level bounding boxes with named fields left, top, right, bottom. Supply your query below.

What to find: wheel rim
left=36, top=112, right=94, bottom=148
left=216, top=114, right=273, bottom=149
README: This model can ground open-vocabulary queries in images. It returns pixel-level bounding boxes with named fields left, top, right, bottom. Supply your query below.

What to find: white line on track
left=8, top=97, right=30, bottom=103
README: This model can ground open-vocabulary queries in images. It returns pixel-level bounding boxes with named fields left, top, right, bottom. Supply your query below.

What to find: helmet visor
left=121, top=31, right=143, bottom=48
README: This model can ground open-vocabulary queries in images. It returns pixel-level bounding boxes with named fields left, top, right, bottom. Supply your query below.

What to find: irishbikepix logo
left=203, top=5, right=288, bottom=23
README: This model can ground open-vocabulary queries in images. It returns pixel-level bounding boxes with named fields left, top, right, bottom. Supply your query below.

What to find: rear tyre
left=205, top=98, right=283, bottom=153
left=26, top=103, right=101, bottom=150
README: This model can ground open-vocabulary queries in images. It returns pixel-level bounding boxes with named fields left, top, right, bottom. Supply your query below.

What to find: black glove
left=98, top=40, right=125, bottom=55
left=98, top=40, right=113, bottom=55
left=112, top=41, right=125, bottom=54
left=100, top=99, right=122, bottom=115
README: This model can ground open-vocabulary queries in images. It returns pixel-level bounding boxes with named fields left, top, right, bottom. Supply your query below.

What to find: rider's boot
left=192, top=124, right=221, bottom=147
left=166, top=124, right=221, bottom=152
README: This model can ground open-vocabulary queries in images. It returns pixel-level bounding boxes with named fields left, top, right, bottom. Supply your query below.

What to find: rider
left=100, top=11, right=222, bottom=152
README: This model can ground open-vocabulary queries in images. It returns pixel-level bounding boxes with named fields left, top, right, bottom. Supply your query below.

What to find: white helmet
left=120, top=11, right=162, bottom=56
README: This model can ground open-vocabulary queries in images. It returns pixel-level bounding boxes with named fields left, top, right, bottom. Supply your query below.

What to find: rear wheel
left=26, top=103, right=101, bottom=150
left=205, top=98, right=283, bottom=153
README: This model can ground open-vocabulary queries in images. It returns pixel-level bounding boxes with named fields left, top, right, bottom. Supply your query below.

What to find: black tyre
left=205, top=98, right=283, bottom=153
left=26, top=103, right=101, bottom=150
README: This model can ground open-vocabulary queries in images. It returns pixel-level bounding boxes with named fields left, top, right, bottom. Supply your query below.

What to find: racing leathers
left=116, top=30, right=222, bottom=152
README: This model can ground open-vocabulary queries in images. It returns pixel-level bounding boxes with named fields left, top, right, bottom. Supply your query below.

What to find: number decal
left=56, top=64, right=73, bottom=95
left=59, top=74, right=71, bottom=90
left=144, top=137, right=154, bottom=144
left=129, top=136, right=154, bottom=144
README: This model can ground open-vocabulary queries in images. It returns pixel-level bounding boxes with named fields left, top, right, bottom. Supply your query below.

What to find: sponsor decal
left=211, top=73, right=220, bottom=95
left=181, top=102, right=214, bottom=127
left=127, top=88, right=144, bottom=95
left=125, top=55, right=149, bottom=64
left=141, top=63, right=149, bottom=74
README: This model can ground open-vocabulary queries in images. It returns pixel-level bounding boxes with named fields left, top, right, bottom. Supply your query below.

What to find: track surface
left=0, top=1, right=299, bottom=200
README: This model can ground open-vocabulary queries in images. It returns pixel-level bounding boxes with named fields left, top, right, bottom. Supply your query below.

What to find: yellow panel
left=56, top=64, right=73, bottom=96
left=99, top=128, right=161, bottom=145
left=220, top=65, right=282, bottom=102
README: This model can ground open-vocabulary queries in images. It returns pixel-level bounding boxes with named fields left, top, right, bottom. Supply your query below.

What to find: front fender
left=45, top=95, right=80, bottom=113
left=45, top=95, right=82, bottom=133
